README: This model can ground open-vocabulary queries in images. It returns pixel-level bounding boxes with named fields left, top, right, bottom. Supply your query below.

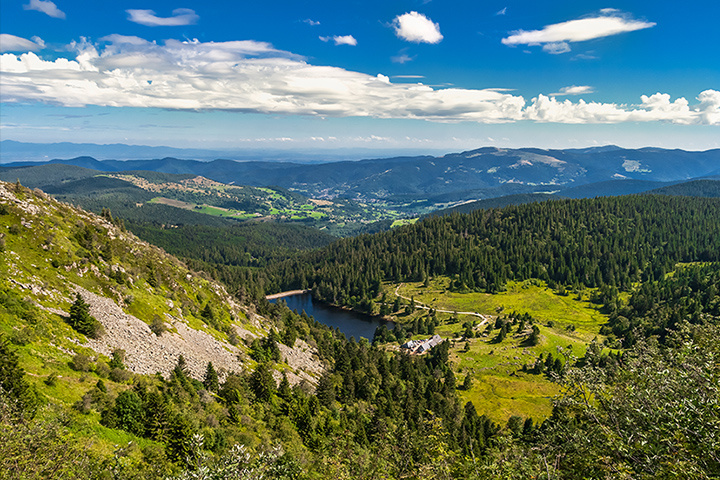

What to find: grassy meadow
left=386, top=277, right=609, bottom=423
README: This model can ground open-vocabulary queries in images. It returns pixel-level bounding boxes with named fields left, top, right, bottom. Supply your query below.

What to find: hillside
left=428, top=193, right=559, bottom=216
left=5, top=146, right=719, bottom=208
left=0, top=164, right=403, bottom=236
left=3, top=180, right=720, bottom=478
left=0, top=179, right=324, bottom=385
left=644, top=179, right=720, bottom=197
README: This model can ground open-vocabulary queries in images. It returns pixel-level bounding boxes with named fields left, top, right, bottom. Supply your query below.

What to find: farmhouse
left=401, top=334, right=443, bottom=354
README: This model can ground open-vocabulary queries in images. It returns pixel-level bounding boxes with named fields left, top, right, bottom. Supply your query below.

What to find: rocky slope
left=0, top=180, right=323, bottom=385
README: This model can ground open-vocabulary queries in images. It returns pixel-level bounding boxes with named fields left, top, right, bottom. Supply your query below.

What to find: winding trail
left=394, top=284, right=492, bottom=326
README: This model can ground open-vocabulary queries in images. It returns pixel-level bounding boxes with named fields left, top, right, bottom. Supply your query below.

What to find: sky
left=1, top=0, right=719, bottom=155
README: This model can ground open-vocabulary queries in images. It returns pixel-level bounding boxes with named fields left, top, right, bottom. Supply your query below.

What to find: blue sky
left=1, top=0, right=719, bottom=154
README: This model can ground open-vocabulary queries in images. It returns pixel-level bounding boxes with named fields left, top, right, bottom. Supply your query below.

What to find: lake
left=270, top=293, right=394, bottom=341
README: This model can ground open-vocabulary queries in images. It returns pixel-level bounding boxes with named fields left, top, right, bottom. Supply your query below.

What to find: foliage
left=0, top=335, right=41, bottom=417
left=603, top=262, right=720, bottom=346
left=68, top=293, right=104, bottom=339
left=264, top=196, right=720, bottom=312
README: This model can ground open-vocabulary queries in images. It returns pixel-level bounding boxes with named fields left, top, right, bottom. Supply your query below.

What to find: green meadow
left=390, top=277, right=609, bottom=423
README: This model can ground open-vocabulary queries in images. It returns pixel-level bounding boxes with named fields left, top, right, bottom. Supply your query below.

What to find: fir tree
left=68, top=293, right=104, bottom=339
left=203, top=362, right=219, bottom=392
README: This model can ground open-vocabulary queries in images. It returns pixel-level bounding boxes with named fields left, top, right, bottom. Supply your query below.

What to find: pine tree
left=249, top=362, right=275, bottom=402
left=68, top=293, right=104, bottom=338
left=462, top=373, right=473, bottom=390
left=203, top=361, right=219, bottom=392
left=0, top=335, right=40, bottom=416
left=278, top=373, right=292, bottom=401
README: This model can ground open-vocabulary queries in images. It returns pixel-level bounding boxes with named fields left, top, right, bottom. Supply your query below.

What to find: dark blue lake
left=270, top=293, right=394, bottom=341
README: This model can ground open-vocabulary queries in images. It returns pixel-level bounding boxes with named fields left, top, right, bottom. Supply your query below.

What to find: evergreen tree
left=315, top=371, right=335, bottom=407
left=249, top=362, right=275, bottom=403
left=462, top=373, right=473, bottom=391
left=278, top=373, right=292, bottom=401
left=203, top=362, right=219, bottom=392
left=0, top=335, right=40, bottom=416
left=68, top=293, right=104, bottom=339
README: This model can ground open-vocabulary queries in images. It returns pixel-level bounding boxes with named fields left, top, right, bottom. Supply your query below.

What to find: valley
left=372, top=277, right=609, bottom=422
left=2, top=167, right=720, bottom=478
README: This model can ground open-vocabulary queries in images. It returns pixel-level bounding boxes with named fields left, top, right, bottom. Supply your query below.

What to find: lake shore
left=266, top=289, right=311, bottom=300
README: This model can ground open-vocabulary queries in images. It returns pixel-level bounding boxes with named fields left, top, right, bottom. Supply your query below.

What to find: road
left=393, top=284, right=492, bottom=326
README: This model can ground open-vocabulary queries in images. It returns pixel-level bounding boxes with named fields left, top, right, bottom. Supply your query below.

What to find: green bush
left=68, top=293, right=104, bottom=339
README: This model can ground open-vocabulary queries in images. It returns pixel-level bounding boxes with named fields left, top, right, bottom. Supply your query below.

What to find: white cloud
left=320, top=35, right=357, bottom=46
left=0, top=34, right=44, bottom=52
left=0, top=36, right=717, bottom=126
left=391, top=53, right=414, bottom=64
left=496, top=7, right=507, bottom=16
left=303, top=19, right=320, bottom=26
left=572, top=52, right=598, bottom=60
left=30, top=36, right=46, bottom=48
left=333, top=35, right=357, bottom=46
left=551, top=85, right=594, bottom=96
left=542, top=42, right=570, bottom=54
left=23, top=0, right=65, bottom=19
left=502, top=11, right=655, bottom=53
left=127, top=8, right=199, bottom=27
left=393, top=12, right=443, bottom=44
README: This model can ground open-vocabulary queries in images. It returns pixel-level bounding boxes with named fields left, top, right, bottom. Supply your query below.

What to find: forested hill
left=5, top=146, right=720, bottom=204
left=265, top=195, right=720, bottom=310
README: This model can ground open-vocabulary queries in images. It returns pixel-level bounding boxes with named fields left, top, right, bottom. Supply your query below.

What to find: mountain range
left=3, top=145, right=719, bottom=207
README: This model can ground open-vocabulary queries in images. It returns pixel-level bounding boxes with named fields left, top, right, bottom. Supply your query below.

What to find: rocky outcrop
left=72, top=286, right=244, bottom=380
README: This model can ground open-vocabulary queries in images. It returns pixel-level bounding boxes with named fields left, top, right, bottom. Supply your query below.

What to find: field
left=388, top=277, right=609, bottom=423
left=112, top=174, right=408, bottom=235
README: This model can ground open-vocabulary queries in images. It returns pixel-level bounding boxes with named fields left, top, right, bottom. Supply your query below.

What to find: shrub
left=70, top=353, right=93, bottom=372
left=109, top=368, right=132, bottom=383
left=150, top=315, right=167, bottom=336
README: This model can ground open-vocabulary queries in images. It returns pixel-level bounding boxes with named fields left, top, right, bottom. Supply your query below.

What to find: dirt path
left=394, top=284, right=492, bottom=326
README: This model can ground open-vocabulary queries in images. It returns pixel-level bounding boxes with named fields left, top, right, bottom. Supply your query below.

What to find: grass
left=390, top=218, right=419, bottom=228
left=398, top=278, right=605, bottom=341
left=384, top=277, right=608, bottom=423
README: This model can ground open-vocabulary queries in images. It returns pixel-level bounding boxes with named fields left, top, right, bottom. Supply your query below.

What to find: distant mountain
left=0, top=139, right=447, bottom=163
left=558, top=179, right=678, bottom=199
left=0, top=140, right=221, bottom=162
left=3, top=146, right=719, bottom=205
left=644, top=179, right=720, bottom=198
left=429, top=193, right=560, bottom=216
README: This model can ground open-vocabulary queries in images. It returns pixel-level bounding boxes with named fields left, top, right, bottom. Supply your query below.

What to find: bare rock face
left=75, top=286, right=245, bottom=380
left=276, top=340, right=324, bottom=386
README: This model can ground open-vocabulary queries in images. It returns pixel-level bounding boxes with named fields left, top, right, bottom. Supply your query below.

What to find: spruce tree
left=68, top=293, right=104, bottom=338
left=203, top=361, right=219, bottom=392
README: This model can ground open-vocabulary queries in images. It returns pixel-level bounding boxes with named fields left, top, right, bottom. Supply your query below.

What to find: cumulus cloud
left=502, top=10, right=655, bottom=53
left=0, top=34, right=45, bottom=52
left=393, top=12, right=443, bottom=44
left=551, top=85, right=595, bottom=96
left=303, top=19, right=320, bottom=26
left=23, top=0, right=65, bottom=19
left=0, top=36, right=717, bottom=126
left=320, top=35, right=357, bottom=46
left=127, top=8, right=199, bottom=27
